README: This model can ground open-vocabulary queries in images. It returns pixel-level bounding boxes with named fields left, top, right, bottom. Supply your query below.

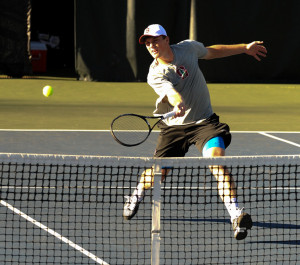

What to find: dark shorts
left=154, top=113, right=231, bottom=157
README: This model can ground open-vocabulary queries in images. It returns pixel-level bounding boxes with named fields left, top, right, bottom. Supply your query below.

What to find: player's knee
left=203, top=136, right=225, bottom=157
left=209, top=165, right=225, bottom=177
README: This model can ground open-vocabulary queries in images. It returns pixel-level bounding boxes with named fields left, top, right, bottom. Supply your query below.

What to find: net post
left=151, top=163, right=161, bottom=265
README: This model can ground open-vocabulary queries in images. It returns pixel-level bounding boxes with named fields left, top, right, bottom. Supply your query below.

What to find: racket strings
left=111, top=115, right=151, bottom=146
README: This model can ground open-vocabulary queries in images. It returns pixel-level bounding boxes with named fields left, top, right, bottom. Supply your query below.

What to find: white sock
left=225, top=198, right=240, bottom=219
left=132, top=184, right=145, bottom=201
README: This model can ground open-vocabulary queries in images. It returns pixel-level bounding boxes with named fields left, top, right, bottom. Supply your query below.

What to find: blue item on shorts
left=203, top=136, right=225, bottom=152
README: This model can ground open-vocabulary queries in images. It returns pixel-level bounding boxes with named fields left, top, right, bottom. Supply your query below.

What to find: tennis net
left=0, top=153, right=299, bottom=265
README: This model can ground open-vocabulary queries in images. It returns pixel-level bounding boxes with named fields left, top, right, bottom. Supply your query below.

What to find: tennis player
left=123, top=24, right=267, bottom=240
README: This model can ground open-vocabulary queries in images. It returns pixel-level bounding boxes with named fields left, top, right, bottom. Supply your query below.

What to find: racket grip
left=162, top=111, right=176, bottom=119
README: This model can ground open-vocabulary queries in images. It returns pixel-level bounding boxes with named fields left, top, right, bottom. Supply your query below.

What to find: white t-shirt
left=147, top=40, right=213, bottom=126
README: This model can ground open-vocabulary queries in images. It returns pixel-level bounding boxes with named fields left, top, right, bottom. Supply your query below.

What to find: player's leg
left=124, top=125, right=187, bottom=220
left=123, top=168, right=168, bottom=220
left=203, top=136, right=252, bottom=240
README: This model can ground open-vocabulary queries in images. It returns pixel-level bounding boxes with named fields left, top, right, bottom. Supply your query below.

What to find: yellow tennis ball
left=43, top=85, right=53, bottom=97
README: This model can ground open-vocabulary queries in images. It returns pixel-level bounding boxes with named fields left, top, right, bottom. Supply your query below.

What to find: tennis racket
left=110, top=111, right=176, bottom=146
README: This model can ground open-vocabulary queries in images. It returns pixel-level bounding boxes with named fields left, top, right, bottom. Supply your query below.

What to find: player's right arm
left=165, top=88, right=186, bottom=118
left=148, top=69, right=185, bottom=117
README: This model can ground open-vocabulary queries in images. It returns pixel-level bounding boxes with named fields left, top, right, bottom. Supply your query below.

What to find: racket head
left=110, top=114, right=152, bottom=146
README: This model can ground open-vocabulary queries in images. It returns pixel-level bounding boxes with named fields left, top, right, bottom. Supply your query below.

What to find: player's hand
left=245, top=41, right=267, bottom=61
left=173, top=102, right=185, bottom=118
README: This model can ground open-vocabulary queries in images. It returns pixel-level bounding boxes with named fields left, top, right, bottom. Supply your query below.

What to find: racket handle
left=162, top=111, right=176, bottom=119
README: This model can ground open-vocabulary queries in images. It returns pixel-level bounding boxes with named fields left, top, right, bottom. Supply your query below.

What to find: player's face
left=145, top=36, right=169, bottom=59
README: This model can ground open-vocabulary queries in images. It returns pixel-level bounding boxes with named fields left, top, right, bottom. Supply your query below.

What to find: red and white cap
left=139, top=24, right=167, bottom=44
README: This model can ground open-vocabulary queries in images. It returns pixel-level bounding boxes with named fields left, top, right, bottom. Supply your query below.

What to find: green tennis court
left=0, top=78, right=299, bottom=131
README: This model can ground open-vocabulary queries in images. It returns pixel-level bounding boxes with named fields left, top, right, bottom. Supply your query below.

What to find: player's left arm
left=203, top=41, right=267, bottom=61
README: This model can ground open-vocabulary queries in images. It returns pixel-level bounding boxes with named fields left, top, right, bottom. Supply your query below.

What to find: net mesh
left=0, top=153, right=299, bottom=265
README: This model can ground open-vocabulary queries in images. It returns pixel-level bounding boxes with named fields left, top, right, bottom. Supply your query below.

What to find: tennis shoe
left=231, top=208, right=253, bottom=240
left=123, top=195, right=143, bottom=220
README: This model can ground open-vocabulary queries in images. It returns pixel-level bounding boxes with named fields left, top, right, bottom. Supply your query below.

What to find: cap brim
left=139, top=34, right=153, bottom=44
left=139, top=34, right=167, bottom=44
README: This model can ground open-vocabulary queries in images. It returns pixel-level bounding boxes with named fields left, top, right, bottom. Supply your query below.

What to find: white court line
left=0, top=129, right=109, bottom=132
left=259, top=132, right=300, bottom=148
left=0, top=129, right=299, bottom=133
left=233, top=131, right=300, bottom=134
left=0, top=200, right=109, bottom=265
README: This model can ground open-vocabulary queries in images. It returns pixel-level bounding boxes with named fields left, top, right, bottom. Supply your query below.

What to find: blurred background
left=0, top=0, right=300, bottom=83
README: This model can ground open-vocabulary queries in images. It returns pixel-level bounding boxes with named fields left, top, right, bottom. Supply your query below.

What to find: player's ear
left=166, top=36, right=170, bottom=44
